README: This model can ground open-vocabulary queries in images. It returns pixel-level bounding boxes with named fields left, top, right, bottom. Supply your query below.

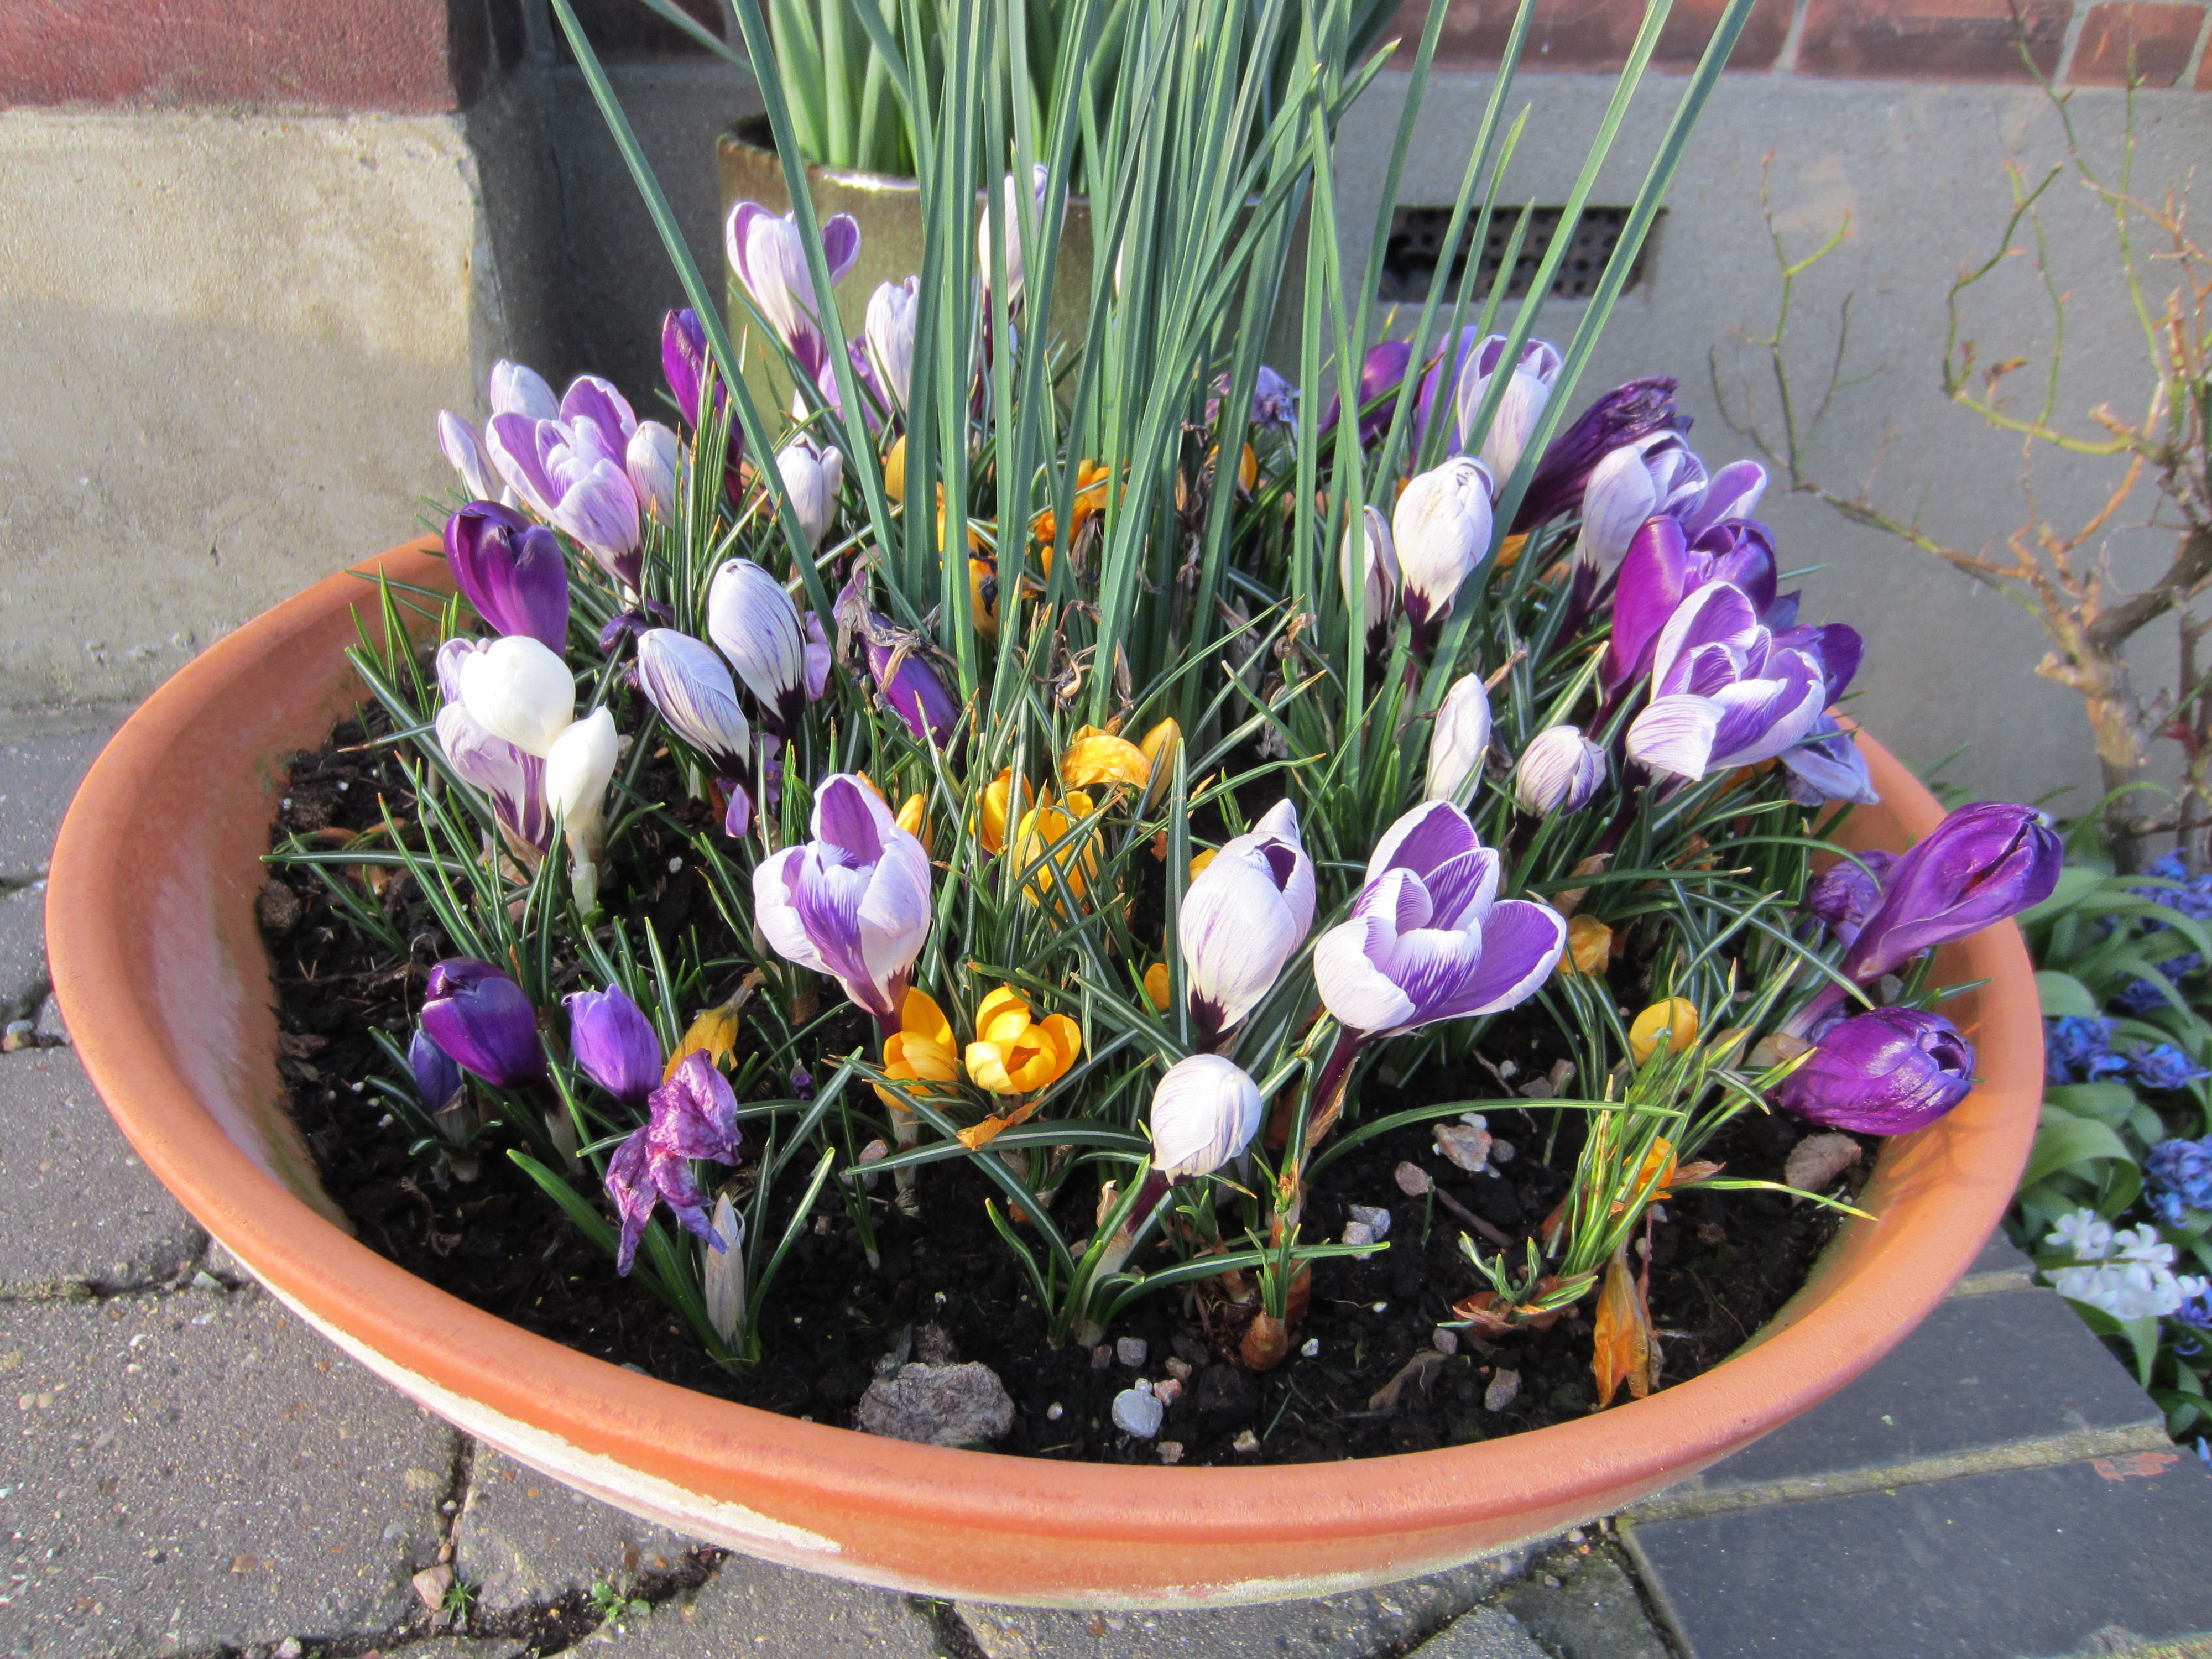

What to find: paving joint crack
left=916, top=1594, right=992, bottom=1659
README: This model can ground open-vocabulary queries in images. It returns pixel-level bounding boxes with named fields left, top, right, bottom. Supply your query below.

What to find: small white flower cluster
left=2041, top=1208, right=2210, bottom=1321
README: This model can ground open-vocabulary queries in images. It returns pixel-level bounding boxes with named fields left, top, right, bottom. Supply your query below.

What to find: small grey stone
left=255, top=879, right=303, bottom=936
left=854, top=1361, right=1014, bottom=1447
left=1115, top=1335, right=1148, bottom=1368
left=1111, top=1386, right=1163, bottom=1438
left=1, top=1018, right=32, bottom=1052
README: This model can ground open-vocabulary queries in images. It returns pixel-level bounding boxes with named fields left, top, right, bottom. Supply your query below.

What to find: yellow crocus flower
left=1061, top=724, right=1151, bottom=790
left=971, top=768, right=1034, bottom=856
left=872, top=986, right=963, bottom=1112
left=964, top=985, right=1082, bottom=1096
left=1628, top=998, right=1699, bottom=1064
left=1013, top=788, right=1099, bottom=908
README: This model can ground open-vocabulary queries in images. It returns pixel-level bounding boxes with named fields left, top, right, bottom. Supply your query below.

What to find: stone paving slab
left=0, top=708, right=126, bottom=879
left=958, top=1548, right=1532, bottom=1658
left=586, top=1553, right=946, bottom=1656
left=1495, top=1541, right=1670, bottom=1659
left=1954, top=1226, right=2037, bottom=1296
left=1403, top=1604, right=1549, bottom=1659
left=1623, top=1452, right=2212, bottom=1658
left=0, top=1049, right=204, bottom=1295
left=1637, top=1286, right=2167, bottom=1512
left=0, top=1283, right=453, bottom=1657
left=1, top=886, right=45, bottom=1019
left=453, top=1447, right=700, bottom=1613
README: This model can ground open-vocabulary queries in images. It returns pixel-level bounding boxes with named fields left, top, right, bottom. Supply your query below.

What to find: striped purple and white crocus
left=1314, top=800, right=1566, bottom=1044
left=1622, top=581, right=1832, bottom=784
left=753, top=774, right=933, bottom=1027
left=1178, top=800, right=1316, bottom=1045
left=483, top=373, right=650, bottom=588
left=726, top=201, right=862, bottom=414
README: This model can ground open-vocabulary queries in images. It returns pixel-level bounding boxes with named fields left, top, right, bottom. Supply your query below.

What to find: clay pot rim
left=45, top=540, right=2042, bottom=1592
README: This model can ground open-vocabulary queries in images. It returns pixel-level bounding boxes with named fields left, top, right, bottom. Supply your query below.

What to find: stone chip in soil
left=856, top=1361, right=1016, bottom=1447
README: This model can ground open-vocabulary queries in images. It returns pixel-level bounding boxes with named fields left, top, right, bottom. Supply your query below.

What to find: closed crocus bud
left=437, top=411, right=495, bottom=500
left=421, top=958, right=545, bottom=1089
left=866, top=632, right=962, bottom=748
left=1803, top=852, right=1896, bottom=948
left=545, top=707, right=619, bottom=911
left=1340, top=504, right=1399, bottom=651
left=1841, top=803, right=2064, bottom=983
left=1774, top=1007, right=1975, bottom=1135
left=753, top=774, right=934, bottom=1024
left=489, top=359, right=560, bottom=421
left=661, top=308, right=713, bottom=429
left=636, top=629, right=750, bottom=778
left=725, top=201, right=862, bottom=370
left=435, top=701, right=550, bottom=859
left=1394, top=457, right=1493, bottom=652
left=1512, top=725, right=1605, bottom=816
left=1453, top=335, right=1563, bottom=484
left=1425, top=672, right=1493, bottom=805
left=1319, top=340, right=1415, bottom=447
left=1139, top=718, right=1182, bottom=808
left=864, top=276, right=919, bottom=419
left=445, top=504, right=570, bottom=653
left=776, top=436, right=843, bottom=554
left=1179, top=799, right=1316, bottom=1043
left=457, top=634, right=575, bottom=758
left=627, top=421, right=681, bottom=524
left=564, top=985, right=664, bottom=1107
left=706, top=559, right=808, bottom=735
left=1150, top=1053, right=1265, bottom=1180
left=409, top=1029, right=463, bottom=1114
left=979, top=164, right=1052, bottom=307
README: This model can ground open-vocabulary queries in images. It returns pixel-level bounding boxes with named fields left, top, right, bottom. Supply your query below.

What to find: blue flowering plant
left=2018, top=854, right=2212, bottom=1434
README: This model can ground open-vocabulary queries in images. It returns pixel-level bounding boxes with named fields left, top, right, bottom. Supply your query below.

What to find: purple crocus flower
left=661, top=307, right=723, bottom=430
left=490, top=359, right=560, bottom=421
left=753, top=774, right=934, bottom=1025
left=1781, top=714, right=1880, bottom=807
left=1515, top=375, right=1687, bottom=531
left=1841, top=802, right=2064, bottom=983
left=726, top=201, right=862, bottom=414
left=1179, top=800, right=1316, bottom=1044
left=408, top=1029, right=463, bottom=1114
left=444, top=503, right=570, bottom=653
left=565, top=985, right=665, bottom=1107
left=865, top=632, right=962, bottom=749
left=1312, top=801, right=1566, bottom=1039
left=605, top=1051, right=744, bottom=1274
left=1603, top=517, right=1781, bottom=695
left=1206, top=365, right=1298, bottom=436
left=420, top=959, right=546, bottom=1090
left=1624, top=582, right=1828, bottom=783
left=484, top=374, right=645, bottom=588
left=1803, top=851, right=1897, bottom=948
left=1774, top=1006, right=1975, bottom=1135
left=434, top=700, right=552, bottom=859
left=1318, top=341, right=1415, bottom=447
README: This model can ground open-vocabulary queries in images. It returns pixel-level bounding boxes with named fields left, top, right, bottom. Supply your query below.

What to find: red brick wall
left=1396, top=0, right=2211, bottom=87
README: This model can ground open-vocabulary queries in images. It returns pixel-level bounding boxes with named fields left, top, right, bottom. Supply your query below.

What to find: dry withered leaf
left=1368, top=1349, right=1447, bottom=1411
left=1591, top=1247, right=1655, bottom=1408
left=1783, top=1132, right=1863, bottom=1196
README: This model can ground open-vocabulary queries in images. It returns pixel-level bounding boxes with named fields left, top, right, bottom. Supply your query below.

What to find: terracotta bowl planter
left=48, top=540, right=2043, bottom=1608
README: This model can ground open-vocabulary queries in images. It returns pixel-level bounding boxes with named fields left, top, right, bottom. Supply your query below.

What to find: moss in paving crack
left=915, top=1597, right=992, bottom=1659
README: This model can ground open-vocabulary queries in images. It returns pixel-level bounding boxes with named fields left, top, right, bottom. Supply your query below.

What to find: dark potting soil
left=261, top=710, right=1856, bottom=1468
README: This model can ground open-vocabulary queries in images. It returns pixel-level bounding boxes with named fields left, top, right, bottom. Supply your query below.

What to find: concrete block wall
left=5, top=0, right=2211, bottom=811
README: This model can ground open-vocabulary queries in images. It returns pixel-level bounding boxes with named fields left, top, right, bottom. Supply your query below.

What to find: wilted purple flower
left=1781, top=714, right=1880, bottom=807
left=444, top=503, right=570, bottom=653
left=437, top=411, right=497, bottom=500
left=434, top=701, right=551, bottom=858
left=484, top=374, right=645, bottom=588
left=1624, top=582, right=1828, bottom=782
left=865, top=630, right=961, bottom=748
left=1179, top=800, right=1316, bottom=1044
left=803, top=613, right=832, bottom=702
left=1393, top=457, right=1493, bottom=653
left=606, top=1050, right=744, bottom=1274
left=421, top=959, right=545, bottom=1090
left=2044, top=1015, right=2129, bottom=1086
left=1453, top=335, right=1564, bottom=484
left=1841, top=802, right=2064, bottom=983
left=2133, top=1045, right=2212, bottom=1095
left=1319, top=340, right=1415, bottom=447
left=1511, top=726, right=1605, bottom=816
left=1603, top=517, right=1781, bottom=695
left=726, top=200, right=862, bottom=413
left=1803, top=851, right=1896, bottom=949
left=706, top=559, right=809, bottom=737
left=564, top=985, right=664, bottom=1107
left=753, top=774, right=934, bottom=1024
left=408, top=1029, right=463, bottom=1114
left=1515, top=375, right=1686, bottom=531
left=1206, top=365, right=1298, bottom=436
left=2148, top=1136, right=2212, bottom=1223
left=1313, top=801, right=1566, bottom=1038
left=637, top=628, right=752, bottom=778
left=1774, top=1006, right=1974, bottom=1135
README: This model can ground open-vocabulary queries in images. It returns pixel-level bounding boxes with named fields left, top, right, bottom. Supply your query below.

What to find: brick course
left=2071, top=1, right=2209, bottom=84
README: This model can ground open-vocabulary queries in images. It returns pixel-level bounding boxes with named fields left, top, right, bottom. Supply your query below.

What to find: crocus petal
left=1312, top=910, right=1421, bottom=1036
left=565, top=985, right=664, bottom=1105
left=627, top=421, right=681, bottom=524
left=1705, top=652, right=1825, bottom=770
left=637, top=629, right=750, bottom=776
left=1150, top=1054, right=1265, bottom=1180
left=707, top=559, right=809, bottom=734
left=1625, top=694, right=1720, bottom=781
left=457, top=635, right=575, bottom=758
left=489, top=359, right=559, bottom=421
left=1432, top=899, right=1567, bottom=1018
left=438, top=411, right=494, bottom=499
left=561, top=375, right=638, bottom=446
left=1426, top=673, right=1494, bottom=805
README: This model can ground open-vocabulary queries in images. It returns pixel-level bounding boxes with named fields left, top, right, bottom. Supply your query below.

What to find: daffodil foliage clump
left=277, top=0, right=2058, bottom=1413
